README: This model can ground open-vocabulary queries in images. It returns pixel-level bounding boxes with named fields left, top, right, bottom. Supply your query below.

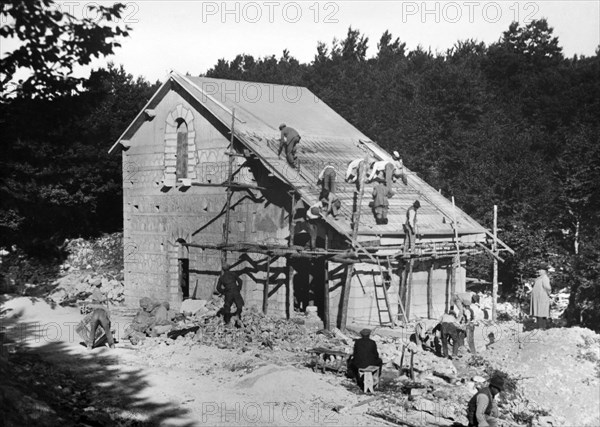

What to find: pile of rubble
left=44, top=233, right=125, bottom=305
left=126, top=298, right=347, bottom=356
left=60, top=233, right=123, bottom=273
left=480, top=325, right=600, bottom=426
left=48, top=273, right=124, bottom=305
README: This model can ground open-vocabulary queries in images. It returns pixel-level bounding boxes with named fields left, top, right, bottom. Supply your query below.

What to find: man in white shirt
left=366, top=151, right=407, bottom=188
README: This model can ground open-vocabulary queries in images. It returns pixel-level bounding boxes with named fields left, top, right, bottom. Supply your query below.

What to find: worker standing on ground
left=466, top=375, right=504, bottom=427
left=217, top=263, right=245, bottom=325
left=372, top=181, right=390, bottom=225
left=403, top=200, right=421, bottom=254
left=76, top=283, right=115, bottom=349
left=439, top=310, right=465, bottom=359
left=414, top=318, right=440, bottom=351
left=349, top=329, right=383, bottom=388
left=530, top=266, right=551, bottom=329
left=278, top=123, right=301, bottom=168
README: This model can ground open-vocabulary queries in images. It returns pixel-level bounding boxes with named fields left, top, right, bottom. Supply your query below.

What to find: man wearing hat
left=304, top=201, right=324, bottom=250
left=403, top=200, right=421, bottom=254
left=216, top=263, right=244, bottom=325
left=349, top=329, right=383, bottom=388
left=530, top=266, right=552, bottom=329
left=466, top=375, right=504, bottom=427
left=278, top=123, right=301, bottom=168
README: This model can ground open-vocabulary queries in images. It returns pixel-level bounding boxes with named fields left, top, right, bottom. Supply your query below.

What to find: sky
left=3, top=1, right=600, bottom=83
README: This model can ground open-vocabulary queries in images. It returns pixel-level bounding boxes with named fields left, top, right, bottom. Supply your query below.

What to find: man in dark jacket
left=278, top=123, right=301, bottom=168
left=349, top=329, right=383, bottom=387
left=217, top=263, right=244, bottom=324
left=403, top=200, right=421, bottom=254
left=467, top=375, right=504, bottom=426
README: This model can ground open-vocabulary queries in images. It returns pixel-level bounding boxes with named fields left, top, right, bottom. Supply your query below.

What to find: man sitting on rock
left=466, top=375, right=504, bottom=427
left=348, top=329, right=383, bottom=389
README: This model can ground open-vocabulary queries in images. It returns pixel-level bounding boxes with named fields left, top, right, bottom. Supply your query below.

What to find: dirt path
left=1, top=297, right=387, bottom=427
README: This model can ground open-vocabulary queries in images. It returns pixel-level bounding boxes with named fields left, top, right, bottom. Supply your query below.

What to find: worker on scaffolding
left=216, top=263, right=245, bottom=325
left=372, top=181, right=390, bottom=225
left=367, top=151, right=408, bottom=188
left=278, top=123, right=301, bottom=168
left=305, top=201, right=324, bottom=250
left=403, top=200, right=421, bottom=254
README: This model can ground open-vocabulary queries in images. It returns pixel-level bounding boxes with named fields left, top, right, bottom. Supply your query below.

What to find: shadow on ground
left=1, top=316, right=194, bottom=427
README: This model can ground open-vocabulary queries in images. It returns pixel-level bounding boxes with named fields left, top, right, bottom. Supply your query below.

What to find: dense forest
left=1, top=9, right=598, bottom=330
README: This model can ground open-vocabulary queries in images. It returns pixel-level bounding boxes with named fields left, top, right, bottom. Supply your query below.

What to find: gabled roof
left=111, top=71, right=489, bottom=242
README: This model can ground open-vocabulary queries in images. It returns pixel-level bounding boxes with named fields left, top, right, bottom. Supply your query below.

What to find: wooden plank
left=324, top=232, right=330, bottom=330
left=405, top=259, right=414, bottom=320
left=287, top=191, right=297, bottom=319
left=221, top=109, right=236, bottom=266
left=340, top=153, right=369, bottom=330
left=492, top=205, right=498, bottom=322
left=427, top=260, right=434, bottom=318
left=263, top=256, right=270, bottom=314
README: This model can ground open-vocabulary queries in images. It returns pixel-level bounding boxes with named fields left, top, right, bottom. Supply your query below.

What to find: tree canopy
left=1, top=0, right=130, bottom=100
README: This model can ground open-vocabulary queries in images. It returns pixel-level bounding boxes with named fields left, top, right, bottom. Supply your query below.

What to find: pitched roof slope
left=118, top=72, right=488, bottom=241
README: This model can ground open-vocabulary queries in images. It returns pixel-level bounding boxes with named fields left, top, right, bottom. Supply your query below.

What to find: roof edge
left=108, top=74, right=173, bottom=155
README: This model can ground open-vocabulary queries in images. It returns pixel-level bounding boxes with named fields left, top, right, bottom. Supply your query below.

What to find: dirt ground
left=2, top=296, right=599, bottom=427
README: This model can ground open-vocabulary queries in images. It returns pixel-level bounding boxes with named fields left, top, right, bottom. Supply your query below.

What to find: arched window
left=176, top=119, right=188, bottom=179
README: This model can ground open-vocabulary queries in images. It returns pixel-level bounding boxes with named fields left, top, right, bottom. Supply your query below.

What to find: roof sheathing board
left=171, top=73, right=487, bottom=241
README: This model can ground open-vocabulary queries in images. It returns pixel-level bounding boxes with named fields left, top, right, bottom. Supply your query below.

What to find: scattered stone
left=180, top=299, right=207, bottom=315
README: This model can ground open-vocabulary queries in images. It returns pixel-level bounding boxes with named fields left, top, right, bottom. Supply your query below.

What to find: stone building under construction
left=109, top=72, right=511, bottom=327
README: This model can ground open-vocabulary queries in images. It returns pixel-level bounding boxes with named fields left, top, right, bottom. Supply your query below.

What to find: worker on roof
left=318, top=164, right=340, bottom=218
left=278, top=123, right=301, bottom=169
left=466, top=375, right=504, bottom=427
left=372, top=182, right=390, bottom=225
left=367, top=151, right=408, bottom=188
left=216, top=263, right=245, bottom=325
left=345, top=158, right=372, bottom=191
left=403, top=200, right=421, bottom=254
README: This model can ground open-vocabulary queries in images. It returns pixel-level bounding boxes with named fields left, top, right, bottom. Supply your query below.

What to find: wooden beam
left=427, top=260, right=434, bottom=319
left=475, top=241, right=505, bottom=262
left=492, top=205, right=498, bottom=322
left=221, top=109, right=236, bottom=267
left=287, top=191, right=297, bottom=319
left=263, top=256, right=270, bottom=314
left=405, top=259, right=414, bottom=320
left=484, top=228, right=515, bottom=255
left=324, top=233, right=330, bottom=330
left=340, top=153, right=369, bottom=330
left=191, top=182, right=266, bottom=191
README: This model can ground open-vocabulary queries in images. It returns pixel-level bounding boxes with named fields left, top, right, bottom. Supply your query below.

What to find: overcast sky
left=5, top=1, right=600, bottom=83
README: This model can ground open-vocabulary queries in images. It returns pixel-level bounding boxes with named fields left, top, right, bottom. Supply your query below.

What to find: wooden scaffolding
left=179, top=111, right=514, bottom=330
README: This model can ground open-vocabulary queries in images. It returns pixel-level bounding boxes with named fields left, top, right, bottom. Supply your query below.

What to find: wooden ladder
left=374, top=257, right=395, bottom=327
